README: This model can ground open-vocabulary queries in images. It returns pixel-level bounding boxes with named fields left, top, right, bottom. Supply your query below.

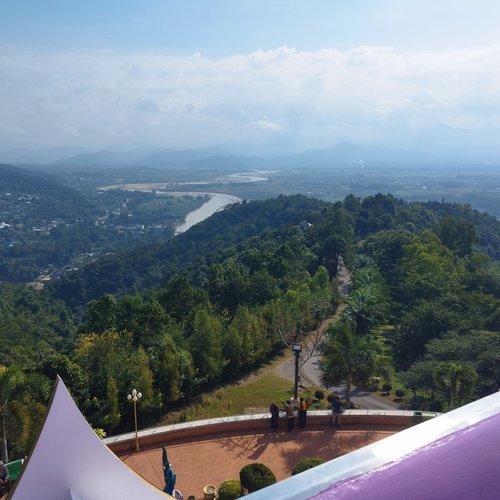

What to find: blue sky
left=2, top=1, right=500, bottom=153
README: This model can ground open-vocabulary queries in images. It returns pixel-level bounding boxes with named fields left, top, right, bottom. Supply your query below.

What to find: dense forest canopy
left=1, top=192, right=500, bottom=459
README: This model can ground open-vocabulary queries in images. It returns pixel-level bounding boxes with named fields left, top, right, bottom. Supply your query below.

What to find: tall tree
left=399, top=231, right=465, bottom=304
left=154, top=276, right=210, bottom=324
left=85, top=294, right=118, bottom=333
left=435, top=216, right=479, bottom=257
left=320, top=322, right=377, bottom=407
left=189, top=309, right=225, bottom=385
left=425, top=330, right=500, bottom=397
left=433, top=362, right=478, bottom=410
left=149, top=334, right=182, bottom=407
left=395, top=302, right=456, bottom=370
left=0, top=367, right=50, bottom=461
left=73, top=330, right=155, bottom=430
left=400, top=360, right=441, bottom=399
left=0, top=366, right=27, bottom=462
left=342, top=264, right=390, bottom=334
left=309, top=266, right=336, bottom=320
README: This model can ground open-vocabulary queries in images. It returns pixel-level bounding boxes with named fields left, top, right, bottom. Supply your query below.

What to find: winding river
left=169, top=192, right=241, bottom=234
left=98, top=170, right=273, bottom=234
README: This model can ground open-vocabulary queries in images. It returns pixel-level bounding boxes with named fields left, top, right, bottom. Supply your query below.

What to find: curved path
left=275, top=354, right=396, bottom=410
left=275, top=259, right=397, bottom=410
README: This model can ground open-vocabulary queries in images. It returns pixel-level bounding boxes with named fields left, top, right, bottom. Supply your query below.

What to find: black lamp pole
left=292, top=344, right=302, bottom=399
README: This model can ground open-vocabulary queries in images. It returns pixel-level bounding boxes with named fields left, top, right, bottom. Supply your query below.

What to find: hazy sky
left=2, top=0, right=500, bottom=152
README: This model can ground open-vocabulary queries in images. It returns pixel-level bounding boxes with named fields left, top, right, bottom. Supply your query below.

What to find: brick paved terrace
left=107, top=410, right=417, bottom=499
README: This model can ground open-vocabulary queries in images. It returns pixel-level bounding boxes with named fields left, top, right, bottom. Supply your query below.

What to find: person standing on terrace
left=270, top=402, right=280, bottom=431
left=283, top=400, right=295, bottom=432
left=331, top=395, right=344, bottom=428
left=0, top=460, right=10, bottom=495
left=298, top=397, right=309, bottom=428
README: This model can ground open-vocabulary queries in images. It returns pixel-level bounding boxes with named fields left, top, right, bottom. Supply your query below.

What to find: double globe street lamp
left=127, top=388, right=142, bottom=451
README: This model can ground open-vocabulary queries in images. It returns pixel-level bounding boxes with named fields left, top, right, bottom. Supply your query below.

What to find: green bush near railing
left=239, top=463, right=276, bottom=494
left=292, top=457, right=326, bottom=475
left=218, top=479, right=241, bottom=500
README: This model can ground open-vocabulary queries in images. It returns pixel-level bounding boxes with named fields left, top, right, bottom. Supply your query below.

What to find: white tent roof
left=10, top=376, right=169, bottom=500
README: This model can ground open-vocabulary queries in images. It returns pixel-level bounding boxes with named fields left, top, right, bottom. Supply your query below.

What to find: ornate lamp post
left=127, top=388, right=142, bottom=451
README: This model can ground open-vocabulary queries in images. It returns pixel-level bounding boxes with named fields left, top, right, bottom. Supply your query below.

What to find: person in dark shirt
left=269, top=402, right=280, bottom=431
left=0, top=460, right=10, bottom=495
left=331, top=395, right=344, bottom=428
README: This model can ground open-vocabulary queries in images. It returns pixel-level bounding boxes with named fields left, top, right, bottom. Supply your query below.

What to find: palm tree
left=319, top=322, right=377, bottom=407
left=0, top=366, right=49, bottom=462
left=433, top=362, right=478, bottom=410
left=0, top=366, right=28, bottom=462
left=343, top=282, right=389, bottom=334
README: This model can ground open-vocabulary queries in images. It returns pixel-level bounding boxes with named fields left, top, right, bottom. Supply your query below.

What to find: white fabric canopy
left=10, top=376, right=169, bottom=500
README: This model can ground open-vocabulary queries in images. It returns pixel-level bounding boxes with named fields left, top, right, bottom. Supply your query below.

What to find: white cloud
left=63, top=126, right=81, bottom=137
left=251, top=120, right=283, bottom=131
left=11, top=126, right=26, bottom=135
left=1, top=44, right=500, bottom=148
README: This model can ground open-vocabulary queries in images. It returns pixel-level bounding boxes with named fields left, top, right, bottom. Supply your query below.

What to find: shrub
left=366, top=379, right=378, bottom=392
left=382, top=383, right=392, bottom=394
left=292, top=457, right=326, bottom=475
left=92, top=427, right=107, bottom=439
left=428, top=400, right=443, bottom=412
left=409, top=395, right=425, bottom=409
left=218, top=479, right=241, bottom=500
left=239, top=463, right=276, bottom=493
left=395, top=389, right=406, bottom=399
left=315, top=390, right=324, bottom=400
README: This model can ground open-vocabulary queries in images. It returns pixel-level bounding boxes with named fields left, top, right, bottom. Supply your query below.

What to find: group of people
left=270, top=395, right=345, bottom=432
left=269, top=398, right=308, bottom=432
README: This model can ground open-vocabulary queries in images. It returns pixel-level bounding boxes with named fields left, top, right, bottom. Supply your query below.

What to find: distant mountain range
left=2, top=127, right=500, bottom=167
left=0, top=146, right=92, bottom=164
left=0, top=143, right=434, bottom=169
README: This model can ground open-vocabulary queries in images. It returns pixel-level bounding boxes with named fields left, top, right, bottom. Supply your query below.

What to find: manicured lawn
left=202, top=372, right=294, bottom=418
left=157, top=342, right=333, bottom=425
left=162, top=371, right=294, bottom=423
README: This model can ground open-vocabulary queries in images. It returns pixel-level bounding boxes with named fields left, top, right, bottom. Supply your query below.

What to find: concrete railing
left=104, top=410, right=425, bottom=454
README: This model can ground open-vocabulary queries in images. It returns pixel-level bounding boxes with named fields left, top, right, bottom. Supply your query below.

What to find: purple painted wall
left=312, top=413, right=500, bottom=499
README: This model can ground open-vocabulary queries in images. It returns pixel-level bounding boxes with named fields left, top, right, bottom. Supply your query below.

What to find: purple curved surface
left=312, top=412, right=500, bottom=500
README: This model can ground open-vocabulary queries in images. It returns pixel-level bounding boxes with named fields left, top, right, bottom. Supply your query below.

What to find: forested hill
left=0, top=163, right=86, bottom=202
left=49, top=195, right=330, bottom=308
left=50, top=193, right=500, bottom=310
left=3, top=192, right=500, bottom=457
left=0, top=163, right=96, bottom=225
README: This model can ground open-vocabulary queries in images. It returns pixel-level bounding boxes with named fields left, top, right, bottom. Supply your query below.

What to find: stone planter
left=203, top=483, right=217, bottom=500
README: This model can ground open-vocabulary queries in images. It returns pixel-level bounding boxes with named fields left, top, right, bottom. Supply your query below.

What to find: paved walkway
left=118, top=423, right=403, bottom=499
